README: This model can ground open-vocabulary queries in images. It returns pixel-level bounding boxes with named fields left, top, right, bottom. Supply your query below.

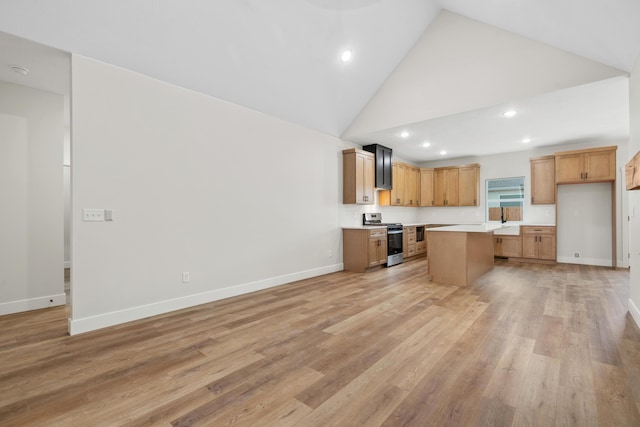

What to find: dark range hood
left=362, top=144, right=392, bottom=190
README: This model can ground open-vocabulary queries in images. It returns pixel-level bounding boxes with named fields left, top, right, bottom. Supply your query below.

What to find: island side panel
left=466, top=232, right=495, bottom=284
left=427, top=231, right=468, bottom=286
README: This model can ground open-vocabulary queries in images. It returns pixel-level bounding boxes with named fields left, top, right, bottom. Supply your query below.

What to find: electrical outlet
left=574, top=252, right=580, bottom=258
left=182, top=272, right=190, bottom=283
left=83, top=208, right=104, bottom=221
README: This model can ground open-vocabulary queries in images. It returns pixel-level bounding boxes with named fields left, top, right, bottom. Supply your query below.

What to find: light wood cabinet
left=555, top=146, right=616, bottom=184
left=382, top=163, right=478, bottom=208
left=403, top=226, right=417, bottom=258
left=434, top=168, right=459, bottom=206
left=390, top=163, right=405, bottom=206
left=521, top=226, right=556, bottom=261
left=433, top=164, right=479, bottom=207
left=494, top=235, right=522, bottom=258
left=343, top=228, right=387, bottom=273
left=404, top=166, right=419, bottom=207
left=343, top=149, right=374, bottom=205
left=458, top=165, right=480, bottom=206
left=530, top=155, right=556, bottom=204
left=626, top=150, right=640, bottom=190
left=380, top=162, right=421, bottom=207
left=420, top=169, right=434, bottom=207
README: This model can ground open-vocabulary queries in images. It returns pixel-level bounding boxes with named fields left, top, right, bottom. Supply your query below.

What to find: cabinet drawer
left=368, top=228, right=387, bottom=238
left=521, top=226, right=555, bottom=235
left=405, top=227, right=416, bottom=235
left=407, top=235, right=416, bottom=244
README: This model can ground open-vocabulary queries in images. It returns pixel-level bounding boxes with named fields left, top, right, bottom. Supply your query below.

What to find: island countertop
left=426, top=223, right=503, bottom=233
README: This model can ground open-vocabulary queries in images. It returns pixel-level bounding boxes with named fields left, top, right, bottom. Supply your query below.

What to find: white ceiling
left=0, top=0, right=638, bottom=162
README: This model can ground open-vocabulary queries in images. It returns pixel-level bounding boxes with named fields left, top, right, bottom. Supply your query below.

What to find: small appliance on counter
left=362, top=213, right=403, bottom=267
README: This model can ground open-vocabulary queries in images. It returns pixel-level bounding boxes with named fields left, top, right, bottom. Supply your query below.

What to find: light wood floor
left=1, top=259, right=640, bottom=426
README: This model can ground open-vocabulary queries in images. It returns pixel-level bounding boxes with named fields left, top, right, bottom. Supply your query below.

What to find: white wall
left=416, top=140, right=629, bottom=267
left=557, top=183, right=612, bottom=266
left=628, top=57, right=640, bottom=326
left=70, top=55, right=357, bottom=334
left=64, top=126, right=71, bottom=268
left=0, top=82, right=65, bottom=315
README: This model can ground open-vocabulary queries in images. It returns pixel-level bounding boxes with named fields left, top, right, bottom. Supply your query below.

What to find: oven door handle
left=387, top=230, right=403, bottom=235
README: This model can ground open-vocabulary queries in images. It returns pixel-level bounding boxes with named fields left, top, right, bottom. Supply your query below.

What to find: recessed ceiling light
left=400, top=131, right=409, bottom=138
left=422, top=141, right=431, bottom=148
left=440, top=150, right=447, bottom=155
left=340, top=50, right=352, bottom=62
left=503, top=110, right=517, bottom=118
left=9, top=65, right=29, bottom=76
left=522, top=137, right=531, bottom=144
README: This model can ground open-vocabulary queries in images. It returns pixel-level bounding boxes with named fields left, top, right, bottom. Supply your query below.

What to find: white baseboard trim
left=0, top=294, right=66, bottom=316
left=629, top=298, right=640, bottom=330
left=556, top=256, right=612, bottom=267
left=68, top=263, right=344, bottom=335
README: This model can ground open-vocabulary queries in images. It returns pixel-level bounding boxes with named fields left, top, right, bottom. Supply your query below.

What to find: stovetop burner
left=362, top=213, right=402, bottom=228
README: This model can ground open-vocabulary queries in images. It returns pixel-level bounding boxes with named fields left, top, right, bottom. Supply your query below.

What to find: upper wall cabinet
left=530, top=155, right=555, bottom=204
left=362, top=144, right=392, bottom=190
left=555, top=146, right=616, bottom=184
left=379, top=162, right=420, bottom=207
left=404, top=166, right=419, bottom=206
left=342, top=148, right=374, bottom=205
left=434, top=167, right=459, bottom=206
left=458, top=165, right=480, bottom=206
left=420, top=168, right=434, bottom=207
left=626, top=150, right=640, bottom=190
left=434, top=164, right=479, bottom=207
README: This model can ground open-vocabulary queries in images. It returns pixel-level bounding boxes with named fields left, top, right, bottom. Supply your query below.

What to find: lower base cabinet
left=494, top=235, right=522, bottom=258
left=521, top=226, right=556, bottom=261
left=493, top=226, right=556, bottom=261
left=343, top=228, right=387, bottom=273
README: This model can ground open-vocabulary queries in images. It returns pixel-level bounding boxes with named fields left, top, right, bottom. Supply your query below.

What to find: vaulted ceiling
left=0, top=0, right=639, bottom=161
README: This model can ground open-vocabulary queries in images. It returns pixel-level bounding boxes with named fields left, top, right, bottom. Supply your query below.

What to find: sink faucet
left=500, top=207, right=507, bottom=224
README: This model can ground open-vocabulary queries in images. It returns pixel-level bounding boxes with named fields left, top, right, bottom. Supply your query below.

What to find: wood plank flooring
left=1, top=259, right=640, bottom=426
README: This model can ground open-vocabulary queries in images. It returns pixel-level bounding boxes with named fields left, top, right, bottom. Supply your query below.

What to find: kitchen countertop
left=341, top=225, right=387, bottom=230
left=343, top=223, right=555, bottom=231
left=426, top=223, right=504, bottom=233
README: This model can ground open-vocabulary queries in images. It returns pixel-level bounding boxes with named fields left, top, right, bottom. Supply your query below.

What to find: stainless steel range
left=362, top=213, right=403, bottom=267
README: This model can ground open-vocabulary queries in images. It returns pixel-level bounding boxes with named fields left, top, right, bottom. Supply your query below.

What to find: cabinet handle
left=585, top=172, right=588, bottom=179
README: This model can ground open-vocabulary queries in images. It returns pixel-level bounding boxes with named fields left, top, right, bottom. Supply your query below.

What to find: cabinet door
left=531, top=156, right=556, bottom=204
left=627, top=151, right=640, bottom=190
left=377, top=238, right=388, bottom=265
left=501, top=236, right=523, bottom=257
left=361, top=153, right=375, bottom=204
left=458, top=166, right=479, bottom=206
left=445, top=168, right=459, bottom=206
left=585, top=150, right=615, bottom=182
left=390, top=163, right=405, bottom=206
left=538, top=235, right=556, bottom=260
left=494, top=237, right=502, bottom=256
left=420, top=169, right=434, bottom=206
left=522, top=235, right=538, bottom=258
left=404, top=167, right=418, bottom=206
left=343, top=150, right=374, bottom=205
left=434, top=169, right=447, bottom=206
left=555, top=153, right=584, bottom=184
left=368, top=238, right=381, bottom=267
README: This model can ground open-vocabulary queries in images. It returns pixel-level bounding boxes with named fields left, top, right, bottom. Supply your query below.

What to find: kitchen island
left=427, top=224, right=501, bottom=286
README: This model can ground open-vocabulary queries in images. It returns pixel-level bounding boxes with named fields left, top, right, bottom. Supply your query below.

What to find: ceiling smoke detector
left=9, top=65, right=29, bottom=76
